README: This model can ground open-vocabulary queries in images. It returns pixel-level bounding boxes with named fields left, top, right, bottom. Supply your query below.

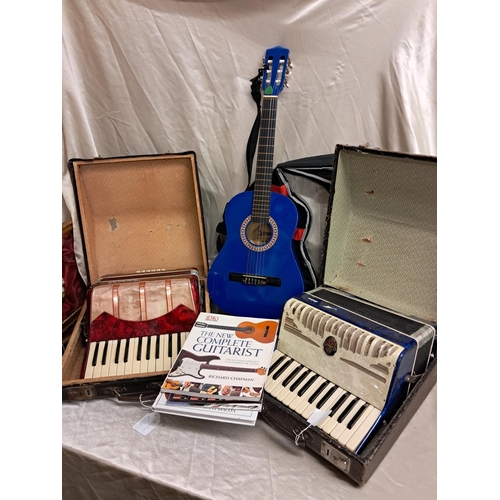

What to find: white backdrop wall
left=62, top=0, right=436, bottom=284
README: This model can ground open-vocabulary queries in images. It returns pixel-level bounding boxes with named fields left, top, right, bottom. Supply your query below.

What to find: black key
left=101, top=341, right=109, bottom=365
left=329, top=393, right=349, bottom=416
left=114, top=340, right=121, bottom=364
left=347, top=403, right=369, bottom=429
left=146, top=336, right=152, bottom=360
left=297, top=374, right=318, bottom=396
left=92, top=343, right=100, bottom=366
left=155, top=335, right=160, bottom=359
left=337, top=398, right=359, bottom=423
left=272, top=359, right=292, bottom=380
left=289, top=370, right=310, bottom=392
left=317, top=386, right=337, bottom=409
left=168, top=334, right=172, bottom=358
left=282, top=366, right=303, bottom=387
left=124, top=338, right=130, bottom=363
left=308, top=381, right=328, bottom=404
left=177, top=333, right=182, bottom=354
left=137, top=337, right=142, bottom=361
left=269, top=355, right=286, bottom=375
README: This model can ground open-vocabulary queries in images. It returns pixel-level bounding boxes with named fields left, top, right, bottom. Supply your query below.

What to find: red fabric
left=271, top=185, right=288, bottom=195
left=293, top=228, right=305, bottom=241
left=62, top=230, right=86, bottom=322
left=88, top=304, right=198, bottom=343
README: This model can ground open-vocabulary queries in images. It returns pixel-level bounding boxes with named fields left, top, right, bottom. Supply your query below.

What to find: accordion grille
left=277, top=298, right=404, bottom=409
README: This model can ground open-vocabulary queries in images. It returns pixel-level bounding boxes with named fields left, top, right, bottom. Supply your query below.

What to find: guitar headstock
left=261, top=46, right=291, bottom=96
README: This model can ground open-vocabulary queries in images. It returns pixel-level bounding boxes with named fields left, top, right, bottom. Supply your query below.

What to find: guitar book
left=160, top=312, right=278, bottom=402
left=152, top=392, right=260, bottom=426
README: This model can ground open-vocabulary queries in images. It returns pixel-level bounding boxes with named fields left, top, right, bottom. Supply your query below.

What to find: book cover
left=152, top=392, right=259, bottom=426
left=160, top=312, right=278, bottom=402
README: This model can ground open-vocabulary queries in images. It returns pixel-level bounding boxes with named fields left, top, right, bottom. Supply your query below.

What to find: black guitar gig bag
left=215, top=70, right=335, bottom=291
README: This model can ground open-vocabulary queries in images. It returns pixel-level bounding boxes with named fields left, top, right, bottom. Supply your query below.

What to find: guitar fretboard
left=200, top=364, right=259, bottom=373
left=194, top=323, right=251, bottom=333
left=252, top=96, right=278, bottom=224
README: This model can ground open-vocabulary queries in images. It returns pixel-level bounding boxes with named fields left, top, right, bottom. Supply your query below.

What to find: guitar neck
left=195, top=323, right=249, bottom=333
left=200, top=364, right=258, bottom=373
left=252, top=96, right=278, bottom=224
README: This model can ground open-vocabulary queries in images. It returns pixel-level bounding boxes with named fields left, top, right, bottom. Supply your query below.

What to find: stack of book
left=152, top=312, right=279, bottom=426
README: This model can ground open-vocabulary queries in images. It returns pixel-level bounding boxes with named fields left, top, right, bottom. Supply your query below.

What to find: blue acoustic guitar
left=207, top=46, right=304, bottom=319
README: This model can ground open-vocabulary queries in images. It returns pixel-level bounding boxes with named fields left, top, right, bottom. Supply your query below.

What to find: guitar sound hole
left=247, top=222, right=272, bottom=245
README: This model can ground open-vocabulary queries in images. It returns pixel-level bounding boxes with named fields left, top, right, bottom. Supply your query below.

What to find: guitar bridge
left=229, top=272, right=281, bottom=287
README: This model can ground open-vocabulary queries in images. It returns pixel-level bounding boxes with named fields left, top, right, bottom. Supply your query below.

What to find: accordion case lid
left=69, top=153, right=208, bottom=286
left=321, top=146, right=436, bottom=324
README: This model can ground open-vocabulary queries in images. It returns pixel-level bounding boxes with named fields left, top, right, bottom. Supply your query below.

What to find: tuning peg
left=284, top=80, right=289, bottom=88
left=288, top=60, right=293, bottom=69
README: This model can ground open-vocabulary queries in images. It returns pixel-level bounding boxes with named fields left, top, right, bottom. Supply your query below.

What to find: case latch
left=321, top=441, right=351, bottom=473
left=66, top=386, right=97, bottom=401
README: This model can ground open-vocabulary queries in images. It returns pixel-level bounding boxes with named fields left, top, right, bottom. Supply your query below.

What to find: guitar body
left=234, top=320, right=278, bottom=343
left=207, top=190, right=304, bottom=319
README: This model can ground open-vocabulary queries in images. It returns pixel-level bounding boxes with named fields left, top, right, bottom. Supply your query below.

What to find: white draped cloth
left=62, top=0, right=436, bottom=284
left=62, top=1, right=437, bottom=498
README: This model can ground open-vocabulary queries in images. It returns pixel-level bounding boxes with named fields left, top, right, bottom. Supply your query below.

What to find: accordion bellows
left=89, top=277, right=198, bottom=323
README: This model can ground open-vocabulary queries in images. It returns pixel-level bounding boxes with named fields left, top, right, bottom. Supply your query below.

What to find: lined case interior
left=71, top=154, right=208, bottom=285
left=322, top=148, right=437, bottom=324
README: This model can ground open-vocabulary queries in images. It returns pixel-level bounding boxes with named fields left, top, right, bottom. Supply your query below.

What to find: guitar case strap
left=215, top=71, right=335, bottom=291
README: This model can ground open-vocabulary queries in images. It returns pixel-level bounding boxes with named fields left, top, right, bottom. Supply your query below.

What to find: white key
left=299, top=381, right=336, bottom=420
left=266, top=352, right=290, bottom=378
left=146, top=335, right=159, bottom=373
left=171, top=334, right=179, bottom=365
left=337, top=402, right=373, bottom=446
left=264, top=356, right=292, bottom=391
left=177, top=333, right=184, bottom=355
left=180, top=331, right=188, bottom=348
left=107, top=340, right=118, bottom=377
left=291, top=375, right=327, bottom=413
left=322, top=394, right=357, bottom=435
left=84, top=342, right=98, bottom=379
left=131, top=337, right=142, bottom=374
left=270, top=349, right=288, bottom=366
left=91, top=341, right=106, bottom=378
left=128, top=337, right=140, bottom=375
left=266, top=360, right=301, bottom=395
left=270, top=348, right=284, bottom=363
left=138, top=336, right=149, bottom=373
left=116, top=339, right=127, bottom=376
left=156, top=335, right=166, bottom=371
left=274, top=366, right=309, bottom=402
left=329, top=398, right=365, bottom=440
left=281, top=370, right=314, bottom=406
left=344, top=407, right=381, bottom=451
left=163, top=334, right=172, bottom=371
left=317, top=389, right=348, bottom=430
left=99, top=341, right=111, bottom=377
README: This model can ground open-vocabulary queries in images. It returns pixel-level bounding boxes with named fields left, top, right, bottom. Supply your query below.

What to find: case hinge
left=321, top=441, right=351, bottom=473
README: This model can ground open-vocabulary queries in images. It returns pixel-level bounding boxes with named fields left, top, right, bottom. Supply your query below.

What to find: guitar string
left=259, top=95, right=276, bottom=280
left=249, top=95, right=277, bottom=281
left=246, top=55, right=284, bottom=285
left=260, top=94, right=278, bottom=280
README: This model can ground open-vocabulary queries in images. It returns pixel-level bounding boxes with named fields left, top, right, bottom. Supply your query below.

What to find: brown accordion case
left=62, top=152, right=209, bottom=401
left=260, top=144, right=437, bottom=485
